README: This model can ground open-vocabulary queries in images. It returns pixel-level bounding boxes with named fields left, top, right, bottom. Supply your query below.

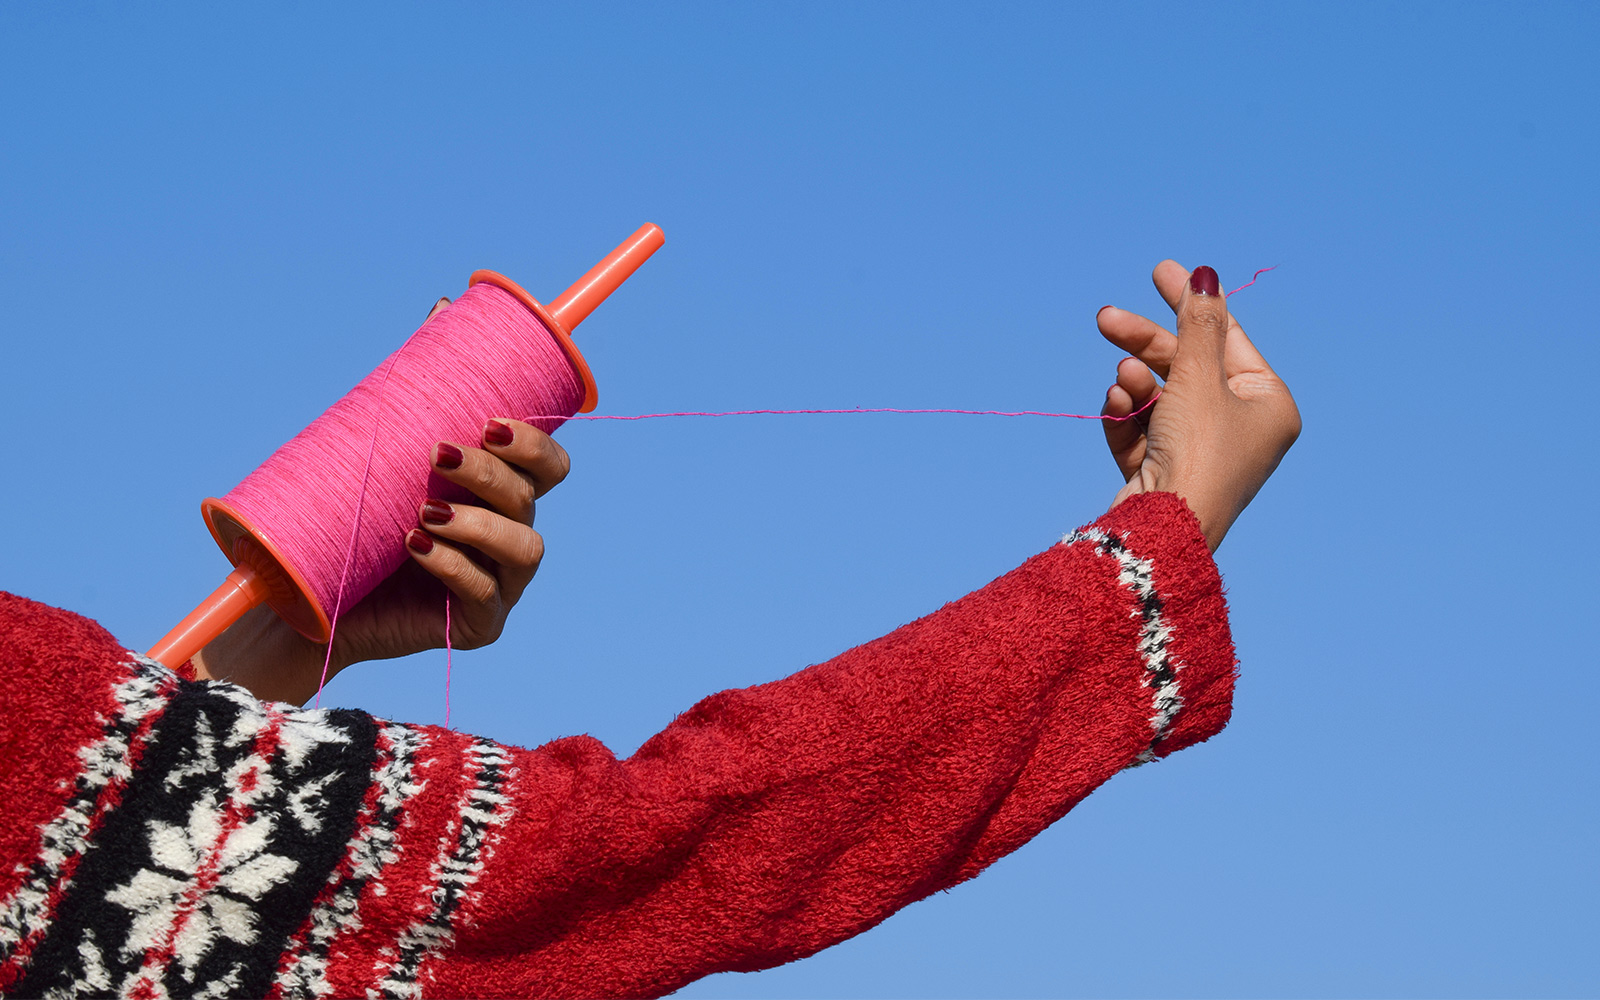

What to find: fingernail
left=421, top=499, right=455, bottom=525
left=435, top=443, right=463, bottom=470
left=484, top=419, right=515, bottom=447
left=1189, top=266, right=1220, bottom=297
left=1097, top=304, right=1114, bottom=317
left=406, top=529, right=435, bottom=555
left=426, top=296, right=449, bottom=319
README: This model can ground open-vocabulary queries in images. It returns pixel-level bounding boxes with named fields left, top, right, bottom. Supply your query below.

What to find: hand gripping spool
left=147, top=223, right=666, bottom=669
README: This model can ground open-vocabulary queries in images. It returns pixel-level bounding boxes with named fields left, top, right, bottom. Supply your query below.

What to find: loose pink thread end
left=444, top=593, right=453, bottom=730
left=1227, top=265, right=1277, bottom=296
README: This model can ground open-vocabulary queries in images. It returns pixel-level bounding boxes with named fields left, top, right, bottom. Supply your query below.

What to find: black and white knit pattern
left=0, top=656, right=175, bottom=976
left=11, top=672, right=378, bottom=1000
left=371, top=738, right=514, bottom=1000
left=273, top=722, right=426, bottom=999
left=1062, top=527, right=1183, bottom=763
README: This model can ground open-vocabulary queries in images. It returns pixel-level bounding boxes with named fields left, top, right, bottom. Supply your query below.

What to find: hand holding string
left=1098, top=261, right=1300, bottom=551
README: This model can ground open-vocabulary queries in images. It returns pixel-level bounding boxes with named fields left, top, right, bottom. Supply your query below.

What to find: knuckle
left=1282, top=406, right=1304, bottom=446
left=1181, top=299, right=1229, bottom=334
left=464, top=454, right=499, bottom=496
left=479, top=516, right=542, bottom=570
left=522, top=434, right=571, bottom=488
left=460, top=619, right=501, bottom=651
left=463, top=573, right=498, bottom=608
left=521, top=433, right=553, bottom=467
left=496, top=521, right=540, bottom=567
left=1184, top=304, right=1228, bottom=336
left=512, top=483, right=536, bottom=523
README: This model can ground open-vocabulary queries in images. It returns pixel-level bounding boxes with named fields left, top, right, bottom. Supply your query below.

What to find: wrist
left=1138, top=465, right=1234, bottom=553
left=191, top=605, right=341, bottom=704
left=1164, top=476, right=1235, bottom=550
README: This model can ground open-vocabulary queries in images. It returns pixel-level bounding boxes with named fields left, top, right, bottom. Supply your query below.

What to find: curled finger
left=1098, top=305, right=1177, bottom=381
left=1115, top=356, right=1159, bottom=421
left=405, top=528, right=501, bottom=614
left=418, top=500, right=545, bottom=603
left=481, top=419, right=571, bottom=499
left=1102, top=379, right=1147, bottom=483
left=432, top=441, right=538, bottom=525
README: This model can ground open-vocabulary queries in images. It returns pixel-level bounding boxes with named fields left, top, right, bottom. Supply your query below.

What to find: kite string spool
left=214, top=281, right=585, bottom=713
left=142, top=225, right=667, bottom=678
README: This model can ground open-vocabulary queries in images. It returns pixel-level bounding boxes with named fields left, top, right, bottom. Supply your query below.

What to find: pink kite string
left=1227, top=266, right=1276, bottom=295
left=535, top=400, right=1159, bottom=423
left=444, top=594, right=453, bottom=729
left=311, top=343, right=406, bottom=709
left=287, top=266, right=1270, bottom=710
left=560, top=401, right=1152, bottom=422
left=530, top=266, right=1274, bottom=425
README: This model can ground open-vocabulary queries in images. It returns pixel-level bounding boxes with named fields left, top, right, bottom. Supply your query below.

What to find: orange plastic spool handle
left=548, top=223, right=665, bottom=331
left=146, top=564, right=269, bottom=669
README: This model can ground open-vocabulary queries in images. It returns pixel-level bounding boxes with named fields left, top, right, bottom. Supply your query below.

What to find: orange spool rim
left=468, top=270, right=599, bottom=414
left=201, top=496, right=333, bottom=643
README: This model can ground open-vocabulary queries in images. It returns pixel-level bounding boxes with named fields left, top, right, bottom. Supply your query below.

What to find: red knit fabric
left=0, top=593, right=158, bottom=992
left=0, top=492, right=1235, bottom=999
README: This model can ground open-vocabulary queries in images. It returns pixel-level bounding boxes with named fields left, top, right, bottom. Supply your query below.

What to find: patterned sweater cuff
left=1065, top=492, right=1237, bottom=761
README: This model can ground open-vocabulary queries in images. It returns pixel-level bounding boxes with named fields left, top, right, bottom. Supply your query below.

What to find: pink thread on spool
left=213, top=281, right=583, bottom=621
left=147, top=224, right=666, bottom=671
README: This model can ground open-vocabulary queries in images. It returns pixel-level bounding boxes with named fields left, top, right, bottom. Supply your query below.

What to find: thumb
left=1169, top=265, right=1229, bottom=387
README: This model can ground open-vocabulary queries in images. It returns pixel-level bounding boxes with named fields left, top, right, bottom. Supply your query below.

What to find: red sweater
left=0, top=492, right=1235, bottom=999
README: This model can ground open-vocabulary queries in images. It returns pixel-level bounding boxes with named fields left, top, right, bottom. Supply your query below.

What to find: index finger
left=481, top=419, right=572, bottom=499
left=1097, top=305, right=1177, bottom=381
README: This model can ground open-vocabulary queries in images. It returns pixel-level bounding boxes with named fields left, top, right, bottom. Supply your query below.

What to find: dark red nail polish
left=407, top=529, right=435, bottom=555
left=1189, top=266, right=1220, bottom=297
left=421, top=499, right=455, bottom=525
left=484, top=419, right=515, bottom=447
left=435, top=443, right=463, bottom=469
left=1097, top=304, right=1114, bottom=317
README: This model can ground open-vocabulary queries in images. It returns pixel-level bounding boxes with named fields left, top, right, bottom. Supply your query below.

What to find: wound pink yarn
left=222, top=282, right=585, bottom=649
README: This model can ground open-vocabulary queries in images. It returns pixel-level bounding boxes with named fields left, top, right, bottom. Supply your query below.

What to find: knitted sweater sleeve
left=0, top=492, right=1235, bottom=1000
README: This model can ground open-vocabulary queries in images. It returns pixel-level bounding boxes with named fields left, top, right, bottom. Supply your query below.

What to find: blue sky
left=2, top=3, right=1596, bottom=996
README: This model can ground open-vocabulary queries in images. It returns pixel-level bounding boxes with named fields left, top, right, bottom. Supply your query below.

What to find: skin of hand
left=1097, top=261, right=1301, bottom=551
left=191, top=297, right=572, bottom=705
